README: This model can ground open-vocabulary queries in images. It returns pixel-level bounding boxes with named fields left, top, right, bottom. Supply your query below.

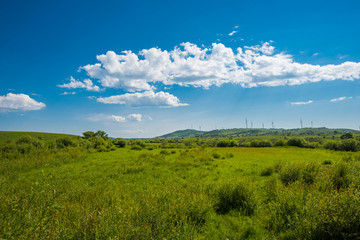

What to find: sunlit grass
left=1, top=142, right=359, bottom=239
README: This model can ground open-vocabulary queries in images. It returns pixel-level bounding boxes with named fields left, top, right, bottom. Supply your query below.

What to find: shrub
left=322, top=160, right=332, bottom=165
left=260, top=166, right=273, bottom=177
left=339, top=139, right=359, bottom=152
left=274, top=139, right=287, bottom=146
left=306, top=141, right=320, bottom=149
left=250, top=140, right=272, bottom=147
left=323, top=140, right=340, bottom=151
left=212, top=152, right=221, bottom=159
left=160, top=150, right=170, bottom=155
left=279, top=164, right=301, bottom=186
left=56, top=137, right=77, bottom=148
left=16, top=135, right=44, bottom=148
left=287, top=138, right=307, bottom=148
left=298, top=187, right=360, bottom=239
left=214, top=182, right=256, bottom=215
left=113, top=138, right=126, bottom=148
left=228, top=140, right=239, bottom=147
left=340, top=132, right=353, bottom=139
left=130, top=140, right=146, bottom=148
left=131, top=145, right=143, bottom=150
left=301, top=163, right=318, bottom=185
left=332, top=163, right=350, bottom=190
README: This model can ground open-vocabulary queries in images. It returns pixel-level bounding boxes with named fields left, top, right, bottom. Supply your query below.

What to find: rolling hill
left=157, top=127, right=360, bottom=139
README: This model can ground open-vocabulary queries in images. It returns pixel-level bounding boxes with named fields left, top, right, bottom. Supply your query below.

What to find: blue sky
left=1, top=0, right=360, bottom=138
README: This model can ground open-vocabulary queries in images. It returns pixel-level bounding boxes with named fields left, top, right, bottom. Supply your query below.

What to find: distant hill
left=0, top=131, right=78, bottom=142
left=158, top=129, right=205, bottom=139
left=157, top=127, right=360, bottom=139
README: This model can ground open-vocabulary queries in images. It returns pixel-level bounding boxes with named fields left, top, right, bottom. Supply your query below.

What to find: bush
left=287, top=138, right=307, bottom=148
left=160, top=150, right=170, bottom=155
left=322, top=160, right=332, bottom=165
left=16, top=135, right=44, bottom=148
left=323, top=140, right=340, bottom=151
left=260, top=166, right=274, bottom=177
left=332, top=163, right=350, bottom=190
left=279, top=164, right=301, bottom=186
left=130, top=140, right=146, bottom=148
left=250, top=140, right=272, bottom=147
left=217, top=140, right=238, bottom=147
left=339, top=139, right=359, bottom=152
left=212, top=152, right=221, bottom=159
left=215, top=182, right=256, bottom=215
left=56, top=137, right=77, bottom=148
left=113, top=138, right=126, bottom=148
left=301, top=163, right=318, bottom=185
left=274, top=139, right=287, bottom=147
left=306, top=141, right=320, bottom=149
left=340, top=132, right=353, bottom=139
left=297, top=187, right=360, bottom=239
left=131, top=145, right=143, bottom=150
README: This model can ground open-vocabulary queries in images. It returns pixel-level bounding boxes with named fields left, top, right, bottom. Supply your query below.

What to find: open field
left=1, top=132, right=360, bottom=239
left=0, top=131, right=77, bottom=142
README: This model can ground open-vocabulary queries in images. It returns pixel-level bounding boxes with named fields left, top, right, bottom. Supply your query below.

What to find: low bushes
left=214, top=182, right=256, bottom=215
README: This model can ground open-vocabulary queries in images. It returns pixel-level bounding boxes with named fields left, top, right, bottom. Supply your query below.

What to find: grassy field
left=0, top=131, right=77, bottom=142
left=1, top=134, right=360, bottom=239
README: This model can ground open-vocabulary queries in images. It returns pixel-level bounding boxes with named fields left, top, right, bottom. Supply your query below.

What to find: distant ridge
left=158, top=129, right=205, bottom=139
left=156, top=127, right=360, bottom=139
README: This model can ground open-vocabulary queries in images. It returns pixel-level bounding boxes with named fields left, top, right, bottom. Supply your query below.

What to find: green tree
left=340, top=132, right=353, bottom=140
left=95, top=130, right=108, bottom=139
left=83, top=131, right=95, bottom=139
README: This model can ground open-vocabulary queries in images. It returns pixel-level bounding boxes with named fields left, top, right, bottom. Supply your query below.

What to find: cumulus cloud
left=330, top=96, right=352, bottom=102
left=290, top=100, right=313, bottom=105
left=0, top=93, right=46, bottom=111
left=58, top=76, right=100, bottom=92
left=78, top=41, right=360, bottom=92
left=111, top=115, right=126, bottom=122
left=127, top=113, right=142, bottom=122
left=97, top=91, right=188, bottom=107
left=228, top=30, right=238, bottom=36
left=88, top=113, right=147, bottom=122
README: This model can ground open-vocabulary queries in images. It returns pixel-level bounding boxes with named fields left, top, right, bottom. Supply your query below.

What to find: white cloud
left=77, top=42, right=360, bottom=92
left=313, top=53, right=319, bottom=56
left=290, top=100, right=313, bottom=105
left=111, top=115, right=126, bottom=122
left=97, top=91, right=188, bottom=107
left=228, top=30, right=238, bottom=36
left=0, top=93, right=46, bottom=111
left=60, top=91, right=76, bottom=95
left=58, top=76, right=100, bottom=92
left=127, top=113, right=142, bottom=122
left=330, top=96, right=352, bottom=102
left=88, top=113, right=148, bottom=122
left=234, top=26, right=239, bottom=29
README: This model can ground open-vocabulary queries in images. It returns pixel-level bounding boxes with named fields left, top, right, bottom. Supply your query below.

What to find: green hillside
left=0, top=131, right=78, bottom=142
left=158, top=127, right=360, bottom=139
left=158, top=129, right=205, bottom=139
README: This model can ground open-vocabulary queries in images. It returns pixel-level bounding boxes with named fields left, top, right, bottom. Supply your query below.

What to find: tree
left=95, top=130, right=108, bottom=139
left=83, top=131, right=95, bottom=139
left=340, top=133, right=353, bottom=140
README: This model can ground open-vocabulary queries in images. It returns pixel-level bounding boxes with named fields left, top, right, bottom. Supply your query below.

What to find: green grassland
left=1, top=132, right=360, bottom=239
left=0, top=131, right=77, bottom=142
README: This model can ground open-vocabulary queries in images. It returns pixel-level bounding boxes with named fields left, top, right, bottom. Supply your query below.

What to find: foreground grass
left=1, top=146, right=359, bottom=239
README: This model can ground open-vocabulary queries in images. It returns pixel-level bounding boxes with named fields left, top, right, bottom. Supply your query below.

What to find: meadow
left=1, top=132, right=360, bottom=239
